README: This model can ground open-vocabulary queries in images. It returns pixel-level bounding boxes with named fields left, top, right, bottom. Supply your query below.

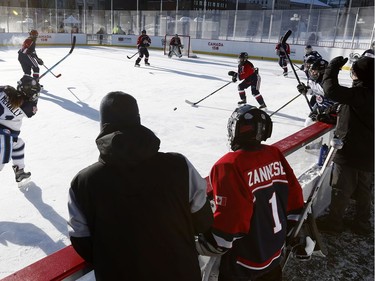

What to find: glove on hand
left=228, top=71, right=238, bottom=82
left=300, top=64, right=304, bottom=71
left=195, top=233, right=227, bottom=257
left=297, top=83, right=310, bottom=95
left=329, top=56, right=348, bottom=70
left=254, top=68, right=259, bottom=75
left=36, top=58, right=44, bottom=65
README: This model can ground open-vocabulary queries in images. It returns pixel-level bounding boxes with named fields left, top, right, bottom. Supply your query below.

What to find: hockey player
left=18, top=30, right=44, bottom=80
left=0, top=75, right=41, bottom=183
left=135, top=29, right=151, bottom=67
left=301, top=45, right=322, bottom=80
left=168, top=34, right=183, bottom=58
left=228, top=52, right=267, bottom=108
left=297, top=58, right=338, bottom=127
left=195, top=105, right=305, bottom=280
left=275, top=36, right=290, bottom=77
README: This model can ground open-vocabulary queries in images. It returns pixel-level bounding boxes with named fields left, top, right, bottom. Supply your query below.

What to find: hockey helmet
left=141, top=29, right=146, bottom=34
left=305, top=45, right=312, bottom=55
left=29, top=29, right=38, bottom=38
left=309, top=59, right=328, bottom=81
left=17, top=75, right=41, bottom=101
left=227, top=105, right=273, bottom=151
left=238, top=52, right=248, bottom=64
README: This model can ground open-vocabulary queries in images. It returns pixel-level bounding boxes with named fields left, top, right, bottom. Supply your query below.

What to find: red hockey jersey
left=209, top=144, right=303, bottom=272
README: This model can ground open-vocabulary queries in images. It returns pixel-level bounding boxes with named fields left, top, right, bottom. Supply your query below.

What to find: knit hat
left=352, top=56, right=374, bottom=84
left=100, top=91, right=140, bottom=129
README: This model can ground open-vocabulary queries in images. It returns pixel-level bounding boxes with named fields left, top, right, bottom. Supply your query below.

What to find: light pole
left=175, top=0, right=178, bottom=33
left=137, top=0, right=139, bottom=33
left=55, top=0, right=58, bottom=32
left=268, top=0, right=275, bottom=41
left=111, top=0, right=113, bottom=34
left=232, top=0, right=239, bottom=40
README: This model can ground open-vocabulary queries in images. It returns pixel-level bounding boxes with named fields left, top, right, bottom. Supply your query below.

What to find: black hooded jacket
left=68, top=123, right=213, bottom=281
left=322, top=65, right=374, bottom=172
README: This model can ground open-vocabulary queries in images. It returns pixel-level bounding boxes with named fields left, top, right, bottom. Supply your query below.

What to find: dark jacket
left=322, top=66, right=374, bottom=172
left=68, top=123, right=213, bottom=281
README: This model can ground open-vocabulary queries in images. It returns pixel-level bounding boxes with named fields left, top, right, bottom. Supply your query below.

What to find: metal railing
left=0, top=6, right=373, bottom=49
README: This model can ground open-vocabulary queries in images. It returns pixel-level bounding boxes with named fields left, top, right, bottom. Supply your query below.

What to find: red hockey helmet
left=29, top=29, right=38, bottom=38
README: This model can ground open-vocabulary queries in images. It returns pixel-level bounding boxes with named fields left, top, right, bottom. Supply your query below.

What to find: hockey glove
left=254, top=68, right=259, bottom=75
left=297, top=83, right=310, bottom=95
left=300, top=64, right=304, bottom=71
left=228, top=71, right=238, bottom=82
left=195, top=233, right=227, bottom=257
left=180, top=44, right=184, bottom=49
left=329, top=56, right=348, bottom=70
left=36, top=58, right=44, bottom=65
left=316, top=113, right=337, bottom=124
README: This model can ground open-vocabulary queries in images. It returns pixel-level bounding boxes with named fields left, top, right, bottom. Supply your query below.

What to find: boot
left=135, top=58, right=141, bottom=67
left=12, top=165, right=31, bottom=183
left=144, top=58, right=150, bottom=66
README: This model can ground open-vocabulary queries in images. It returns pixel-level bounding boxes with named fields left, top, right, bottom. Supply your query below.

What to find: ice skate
left=145, top=62, right=150, bottom=66
left=12, top=165, right=31, bottom=183
left=259, top=103, right=267, bottom=110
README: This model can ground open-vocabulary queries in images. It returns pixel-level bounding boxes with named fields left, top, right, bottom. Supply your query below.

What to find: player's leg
left=11, top=137, right=31, bottom=182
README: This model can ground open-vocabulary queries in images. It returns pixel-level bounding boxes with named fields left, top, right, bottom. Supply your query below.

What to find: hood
left=96, top=123, right=160, bottom=167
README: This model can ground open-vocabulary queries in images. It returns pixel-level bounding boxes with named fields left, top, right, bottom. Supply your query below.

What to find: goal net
left=163, top=34, right=197, bottom=58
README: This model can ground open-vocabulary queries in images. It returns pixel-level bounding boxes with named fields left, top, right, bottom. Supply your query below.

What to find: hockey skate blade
left=17, top=177, right=32, bottom=189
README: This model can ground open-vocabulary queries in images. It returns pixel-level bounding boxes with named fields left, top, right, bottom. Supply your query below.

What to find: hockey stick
left=293, top=63, right=304, bottom=71
left=39, top=36, right=76, bottom=80
left=269, top=92, right=302, bottom=117
left=42, top=64, right=61, bottom=78
left=127, top=52, right=139, bottom=59
left=185, top=81, right=232, bottom=106
left=281, top=30, right=313, bottom=112
left=281, top=137, right=343, bottom=270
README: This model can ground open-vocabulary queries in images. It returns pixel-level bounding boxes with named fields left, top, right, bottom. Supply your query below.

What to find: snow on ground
left=0, top=45, right=372, bottom=280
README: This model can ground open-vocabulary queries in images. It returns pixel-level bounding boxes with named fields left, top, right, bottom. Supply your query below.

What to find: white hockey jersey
left=0, top=89, right=37, bottom=134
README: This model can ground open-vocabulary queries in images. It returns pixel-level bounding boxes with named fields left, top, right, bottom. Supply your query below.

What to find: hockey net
left=163, top=34, right=197, bottom=58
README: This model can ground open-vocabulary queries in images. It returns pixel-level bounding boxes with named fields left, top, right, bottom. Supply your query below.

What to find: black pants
left=18, top=53, right=39, bottom=77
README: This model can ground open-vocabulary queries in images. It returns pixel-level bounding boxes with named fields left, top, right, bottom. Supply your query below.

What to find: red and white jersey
left=19, top=37, right=36, bottom=55
left=209, top=144, right=303, bottom=271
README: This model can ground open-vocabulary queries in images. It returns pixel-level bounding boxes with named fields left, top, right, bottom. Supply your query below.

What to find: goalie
left=168, top=34, right=183, bottom=58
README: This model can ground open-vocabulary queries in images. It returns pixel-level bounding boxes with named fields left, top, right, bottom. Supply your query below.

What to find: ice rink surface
left=0, top=44, right=356, bottom=278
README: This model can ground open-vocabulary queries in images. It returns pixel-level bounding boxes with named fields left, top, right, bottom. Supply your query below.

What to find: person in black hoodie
left=319, top=56, right=374, bottom=235
left=68, top=91, right=213, bottom=280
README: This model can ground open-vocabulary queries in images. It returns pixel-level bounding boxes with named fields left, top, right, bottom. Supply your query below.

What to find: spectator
left=319, top=56, right=374, bottom=236
left=96, top=27, right=106, bottom=45
left=68, top=91, right=213, bottom=280
left=71, top=25, right=79, bottom=33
